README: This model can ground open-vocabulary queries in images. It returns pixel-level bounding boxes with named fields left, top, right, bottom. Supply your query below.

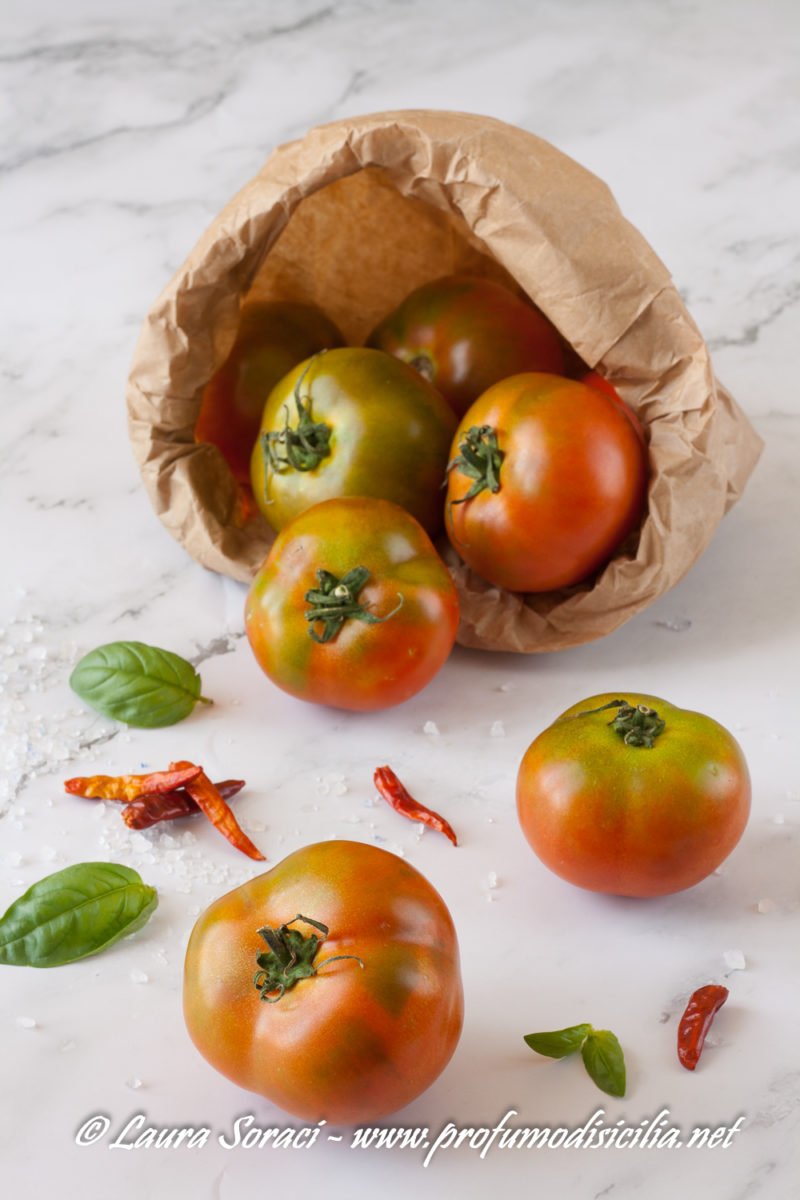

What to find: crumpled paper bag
left=126, top=109, right=763, bottom=652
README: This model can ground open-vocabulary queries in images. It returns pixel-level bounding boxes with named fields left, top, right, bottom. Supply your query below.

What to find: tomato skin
left=516, top=693, right=751, bottom=898
left=367, top=275, right=565, bottom=418
left=183, top=840, right=464, bottom=1123
left=580, top=370, right=647, bottom=449
left=445, top=373, right=648, bottom=593
left=244, top=497, right=460, bottom=711
left=196, top=301, right=344, bottom=483
left=250, top=347, right=457, bottom=538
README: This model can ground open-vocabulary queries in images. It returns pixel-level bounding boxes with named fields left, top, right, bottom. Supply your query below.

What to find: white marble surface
left=2, top=2, right=799, bottom=1197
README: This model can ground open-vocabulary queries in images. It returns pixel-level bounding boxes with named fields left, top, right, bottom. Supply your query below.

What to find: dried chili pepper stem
left=373, top=765, right=458, bottom=846
left=677, top=984, right=729, bottom=1070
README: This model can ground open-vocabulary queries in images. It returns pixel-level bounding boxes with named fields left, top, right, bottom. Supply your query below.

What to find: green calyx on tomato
left=446, top=424, right=505, bottom=502
left=304, top=566, right=404, bottom=643
left=367, top=274, right=565, bottom=419
left=250, top=347, right=457, bottom=538
left=516, top=692, right=751, bottom=898
left=183, top=840, right=464, bottom=1123
left=253, top=914, right=363, bottom=1003
left=444, top=373, right=648, bottom=593
left=259, top=355, right=332, bottom=477
left=578, top=698, right=666, bottom=748
left=245, top=497, right=460, bottom=711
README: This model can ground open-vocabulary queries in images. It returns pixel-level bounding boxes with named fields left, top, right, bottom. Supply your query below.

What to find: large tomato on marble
left=516, top=693, right=751, bottom=898
left=244, top=497, right=460, bottom=712
left=444, top=372, right=648, bottom=593
left=183, top=840, right=464, bottom=1123
left=366, top=274, right=565, bottom=418
left=195, top=301, right=344, bottom=483
left=249, top=347, right=457, bottom=538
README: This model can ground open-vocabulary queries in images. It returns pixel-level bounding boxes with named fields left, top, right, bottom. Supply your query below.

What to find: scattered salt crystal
left=16, top=1017, right=37, bottom=1030
left=130, top=970, right=149, bottom=984
left=423, top=720, right=440, bottom=736
left=489, top=720, right=506, bottom=737
left=126, top=1078, right=144, bottom=1090
left=496, top=683, right=515, bottom=692
left=756, top=898, right=775, bottom=914
left=246, top=819, right=266, bottom=833
left=485, top=893, right=496, bottom=903
left=487, top=871, right=499, bottom=889
left=774, top=814, right=785, bottom=825
left=41, top=845, right=57, bottom=861
left=485, top=816, right=495, bottom=824
left=656, top=617, right=692, bottom=632
left=4, top=851, right=23, bottom=867
left=363, top=795, right=375, bottom=808
left=723, top=949, right=746, bottom=971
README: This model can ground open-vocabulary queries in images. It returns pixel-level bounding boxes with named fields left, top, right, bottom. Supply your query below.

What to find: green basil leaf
left=581, top=1029, right=626, bottom=1097
left=523, top=1024, right=593, bottom=1059
left=0, top=862, right=158, bottom=967
left=70, top=640, right=210, bottom=728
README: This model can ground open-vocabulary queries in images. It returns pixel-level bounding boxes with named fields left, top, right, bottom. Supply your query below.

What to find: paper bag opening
left=126, top=110, right=762, bottom=652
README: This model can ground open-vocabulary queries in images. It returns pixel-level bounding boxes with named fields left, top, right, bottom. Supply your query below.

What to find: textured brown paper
left=126, top=110, right=763, bottom=652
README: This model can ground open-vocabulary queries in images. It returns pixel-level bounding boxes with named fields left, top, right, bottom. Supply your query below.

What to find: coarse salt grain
left=489, top=720, right=506, bottom=737
left=130, top=970, right=149, bottom=984
left=756, top=898, right=775, bottom=914
left=423, top=720, right=440, bottom=736
left=723, top=949, right=746, bottom=971
left=16, top=1017, right=37, bottom=1029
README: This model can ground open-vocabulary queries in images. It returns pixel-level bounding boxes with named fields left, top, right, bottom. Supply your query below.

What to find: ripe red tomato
left=516, top=693, right=751, bottom=898
left=444, top=372, right=648, bottom=593
left=196, top=301, right=344, bottom=483
left=580, top=370, right=647, bottom=449
left=244, top=497, right=460, bottom=711
left=183, top=839, right=464, bottom=1123
left=366, top=275, right=565, bottom=418
left=250, top=347, right=456, bottom=538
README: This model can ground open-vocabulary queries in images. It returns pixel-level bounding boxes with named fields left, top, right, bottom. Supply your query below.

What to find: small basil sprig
left=0, top=862, right=158, bottom=967
left=524, top=1024, right=626, bottom=1097
left=69, top=640, right=210, bottom=728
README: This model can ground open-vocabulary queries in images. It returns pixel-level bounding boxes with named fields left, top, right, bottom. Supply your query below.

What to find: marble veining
left=2, top=2, right=799, bottom=1198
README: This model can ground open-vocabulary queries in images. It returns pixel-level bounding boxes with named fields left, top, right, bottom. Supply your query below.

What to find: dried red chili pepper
left=170, top=761, right=265, bottom=861
left=64, top=765, right=203, bottom=803
left=122, top=780, right=245, bottom=830
left=677, top=984, right=729, bottom=1070
left=373, top=765, right=458, bottom=846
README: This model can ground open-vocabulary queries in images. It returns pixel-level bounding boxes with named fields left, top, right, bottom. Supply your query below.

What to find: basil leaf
left=0, top=862, right=158, bottom=967
left=524, top=1023, right=593, bottom=1059
left=70, top=640, right=210, bottom=727
left=581, top=1029, right=626, bottom=1097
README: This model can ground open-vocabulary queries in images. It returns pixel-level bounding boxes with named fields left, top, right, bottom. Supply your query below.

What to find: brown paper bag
left=126, top=110, right=763, bottom=652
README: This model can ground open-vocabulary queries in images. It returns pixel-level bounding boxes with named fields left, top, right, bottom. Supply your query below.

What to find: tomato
left=580, top=370, right=647, bottom=449
left=366, top=275, right=565, bottom=418
left=444, top=372, right=648, bottom=593
left=196, top=301, right=344, bottom=483
left=516, top=693, right=751, bottom=898
left=244, top=496, right=460, bottom=711
left=183, top=839, right=464, bottom=1123
left=250, top=347, right=456, bottom=538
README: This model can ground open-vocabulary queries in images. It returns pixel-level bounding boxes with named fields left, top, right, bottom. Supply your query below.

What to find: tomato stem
left=259, top=354, right=332, bottom=483
left=253, top=914, right=364, bottom=1003
left=446, top=424, right=504, bottom=503
left=304, top=566, right=404, bottom=643
left=577, top=699, right=665, bottom=748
